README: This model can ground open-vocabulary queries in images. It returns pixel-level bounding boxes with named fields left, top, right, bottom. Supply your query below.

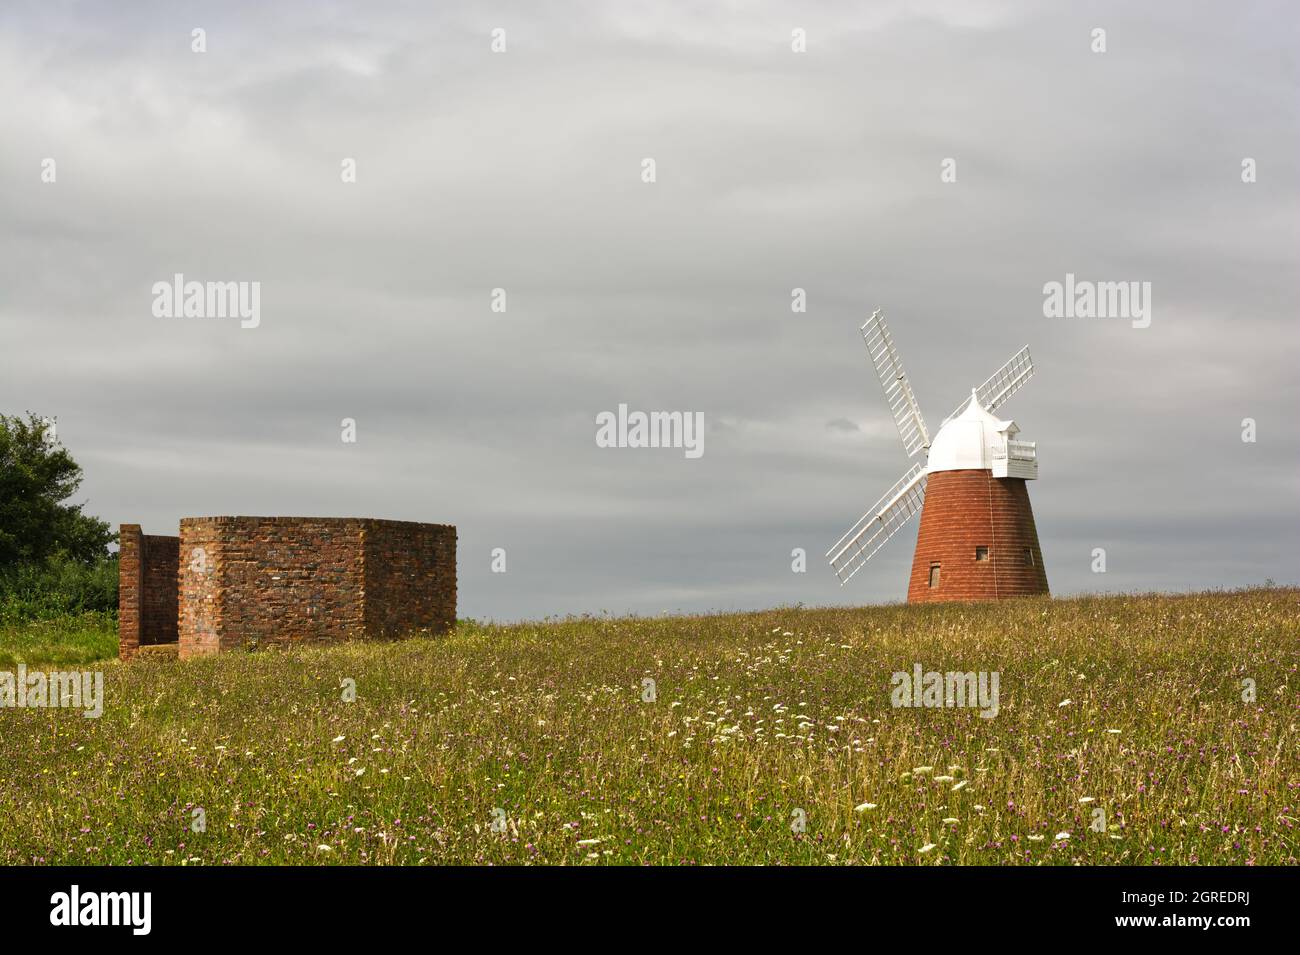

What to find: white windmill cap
left=926, top=389, right=1018, bottom=473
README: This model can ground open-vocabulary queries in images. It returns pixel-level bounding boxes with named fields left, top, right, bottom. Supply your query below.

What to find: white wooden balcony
left=992, top=439, right=1038, bottom=479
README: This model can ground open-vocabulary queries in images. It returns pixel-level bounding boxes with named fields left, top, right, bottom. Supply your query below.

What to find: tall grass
left=0, top=588, right=1294, bottom=865
left=0, top=555, right=119, bottom=666
left=0, top=612, right=118, bottom=667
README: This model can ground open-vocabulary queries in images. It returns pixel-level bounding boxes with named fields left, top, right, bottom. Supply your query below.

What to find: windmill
left=826, top=309, right=1049, bottom=602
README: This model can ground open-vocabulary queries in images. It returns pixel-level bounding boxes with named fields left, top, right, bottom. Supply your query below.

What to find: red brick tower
left=906, top=470, right=1048, bottom=602
left=828, top=310, right=1048, bottom=602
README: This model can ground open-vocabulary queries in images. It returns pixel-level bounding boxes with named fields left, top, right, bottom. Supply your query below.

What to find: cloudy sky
left=2, top=0, right=1296, bottom=621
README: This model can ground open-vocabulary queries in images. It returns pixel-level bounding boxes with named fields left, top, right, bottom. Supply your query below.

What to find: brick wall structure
left=176, top=517, right=456, bottom=659
left=118, top=525, right=180, bottom=660
left=119, top=517, right=456, bottom=660
left=362, top=519, right=458, bottom=638
left=907, top=470, right=1048, bottom=603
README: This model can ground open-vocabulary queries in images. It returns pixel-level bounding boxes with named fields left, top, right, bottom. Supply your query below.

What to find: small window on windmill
left=928, top=563, right=941, bottom=588
left=974, top=546, right=989, bottom=562
left=1023, top=547, right=1034, bottom=566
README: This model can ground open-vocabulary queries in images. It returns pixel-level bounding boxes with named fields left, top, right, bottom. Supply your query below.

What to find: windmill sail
left=943, top=345, right=1033, bottom=424
left=826, top=462, right=927, bottom=585
left=860, top=310, right=930, bottom=458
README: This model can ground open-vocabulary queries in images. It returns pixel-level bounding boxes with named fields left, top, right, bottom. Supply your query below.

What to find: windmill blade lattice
left=860, top=310, right=931, bottom=458
left=826, top=462, right=927, bottom=585
left=943, top=345, right=1033, bottom=424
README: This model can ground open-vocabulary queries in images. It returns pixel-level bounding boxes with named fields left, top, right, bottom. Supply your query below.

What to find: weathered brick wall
left=141, top=534, right=179, bottom=644
left=118, top=525, right=179, bottom=659
left=907, top=470, right=1049, bottom=603
left=364, top=520, right=457, bottom=638
left=177, top=517, right=455, bottom=659
left=177, top=518, right=227, bottom=658
left=118, top=525, right=142, bottom=660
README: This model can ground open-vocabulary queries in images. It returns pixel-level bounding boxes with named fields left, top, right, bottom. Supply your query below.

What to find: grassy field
left=0, top=612, right=117, bottom=667
left=0, top=588, right=1295, bottom=865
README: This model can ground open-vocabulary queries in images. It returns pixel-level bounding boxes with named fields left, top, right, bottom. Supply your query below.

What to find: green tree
left=0, top=413, right=114, bottom=568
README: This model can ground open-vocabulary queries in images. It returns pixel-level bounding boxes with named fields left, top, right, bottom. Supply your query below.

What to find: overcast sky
left=2, top=0, right=1296, bottom=621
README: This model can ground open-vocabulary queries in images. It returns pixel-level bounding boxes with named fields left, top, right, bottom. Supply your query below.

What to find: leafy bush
left=0, top=554, right=118, bottom=624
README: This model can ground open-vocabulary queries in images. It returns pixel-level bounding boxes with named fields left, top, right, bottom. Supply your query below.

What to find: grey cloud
left=1, top=0, right=1296, bottom=621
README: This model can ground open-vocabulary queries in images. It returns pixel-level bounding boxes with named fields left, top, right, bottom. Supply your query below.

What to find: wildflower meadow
left=0, top=588, right=1294, bottom=865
